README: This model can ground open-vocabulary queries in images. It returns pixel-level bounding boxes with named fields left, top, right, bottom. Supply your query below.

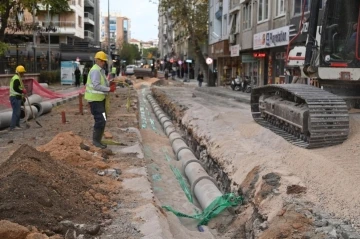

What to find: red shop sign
left=253, top=52, right=266, bottom=58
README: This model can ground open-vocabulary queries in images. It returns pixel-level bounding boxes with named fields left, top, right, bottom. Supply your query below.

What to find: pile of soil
left=0, top=144, right=103, bottom=232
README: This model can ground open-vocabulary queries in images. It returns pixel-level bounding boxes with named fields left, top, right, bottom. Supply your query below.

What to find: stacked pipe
left=146, top=94, right=222, bottom=209
left=0, top=94, right=53, bottom=129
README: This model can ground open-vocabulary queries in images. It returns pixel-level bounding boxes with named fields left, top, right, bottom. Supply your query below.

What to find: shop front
left=209, top=40, right=231, bottom=86
left=253, top=26, right=290, bottom=85
left=229, top=44, right=242, bottom=83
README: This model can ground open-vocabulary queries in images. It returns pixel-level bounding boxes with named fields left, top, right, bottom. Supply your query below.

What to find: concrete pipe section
left=25, top=94, right=42, bottom=105
left=0, top=111, right=13, bottom=129
left=32, top=101, right=53, bottom=116
left=21, top=105, right=39, bottom=121
left=146, top=95, right=223, bottom=209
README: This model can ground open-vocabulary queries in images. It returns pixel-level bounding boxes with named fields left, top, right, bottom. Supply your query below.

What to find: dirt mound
left=0, top=144, right=102, bottom=232
left=36, top=131, right=108, bottom=170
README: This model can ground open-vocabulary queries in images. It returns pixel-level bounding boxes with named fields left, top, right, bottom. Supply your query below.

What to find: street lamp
left=32, top=5, right=37, bottom=72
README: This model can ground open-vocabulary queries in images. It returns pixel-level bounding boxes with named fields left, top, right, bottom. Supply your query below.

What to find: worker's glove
left=22, top=89, right=27, bottom=95
left=109, top=84, right=116, bottom=92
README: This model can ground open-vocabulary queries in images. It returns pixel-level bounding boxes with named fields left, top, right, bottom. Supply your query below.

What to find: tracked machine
left=251, top=0, right=360, bottom=148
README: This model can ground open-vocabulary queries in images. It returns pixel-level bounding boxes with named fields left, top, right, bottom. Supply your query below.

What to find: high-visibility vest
left=84, top=64, right=107, bottom=102
left=111, top=67, right=117, bottom=74
left=9, top=74, right=24, bottom=96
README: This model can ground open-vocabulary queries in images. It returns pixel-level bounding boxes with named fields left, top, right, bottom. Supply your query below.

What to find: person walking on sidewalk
left=9, top=65, right=27, bottom=131
left=85, top=51, right=116, bottom=149
left=74, top=67, right=81, bottom=87
left=82, top=66, right=89, bottom=85
left=197, top=71, right=204, bottom=87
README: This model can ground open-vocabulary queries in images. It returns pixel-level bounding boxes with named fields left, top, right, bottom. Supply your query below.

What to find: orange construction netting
left=0, top=79, right=85, bottom=108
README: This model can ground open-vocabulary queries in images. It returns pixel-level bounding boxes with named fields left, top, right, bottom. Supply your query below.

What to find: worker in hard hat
left=84, top=51, right=116, bottom=149
left=9, top=65, right=27, bottom=131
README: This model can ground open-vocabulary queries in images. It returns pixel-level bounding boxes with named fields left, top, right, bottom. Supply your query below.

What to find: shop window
left=258, top=0, right=269, bottom=23
left=276, top=0, right=285, bottom=17
left=243, top=3, right=252, bottom=30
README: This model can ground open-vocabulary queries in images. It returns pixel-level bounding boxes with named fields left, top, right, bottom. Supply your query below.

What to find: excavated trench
left=149, top=86, right=360, bottom=239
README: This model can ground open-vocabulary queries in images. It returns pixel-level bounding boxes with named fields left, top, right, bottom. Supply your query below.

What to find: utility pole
left=107, top=0, right=111, bottom=73
left=47, top=5, right=51, bottom=71
left=32, top=5, right=37, bottom=72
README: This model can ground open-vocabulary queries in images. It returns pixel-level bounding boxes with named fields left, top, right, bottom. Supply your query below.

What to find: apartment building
left=100, top=13, right=131, bottom=49
left=2, top=0, right=101, bottom=73
left=209, top=0, right=325, bottom=87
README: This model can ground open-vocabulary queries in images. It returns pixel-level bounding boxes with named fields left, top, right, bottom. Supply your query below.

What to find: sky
left=100, top=0, right=159, bottom=42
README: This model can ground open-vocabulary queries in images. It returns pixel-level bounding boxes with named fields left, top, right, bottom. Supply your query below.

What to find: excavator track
left=251, top=84, right=349, bottom=149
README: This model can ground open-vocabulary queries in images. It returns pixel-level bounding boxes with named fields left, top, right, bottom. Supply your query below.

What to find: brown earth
left=0, top=84, right=144, bottom=238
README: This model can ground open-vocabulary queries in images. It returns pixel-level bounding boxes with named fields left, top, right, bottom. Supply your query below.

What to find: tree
left=143, top=47, right=159, bottom=59
left=159, top=0, right=212, bottom=85
left=118, top=42, right=141, bottom=65
left=0, top=0, right=71, bottom=42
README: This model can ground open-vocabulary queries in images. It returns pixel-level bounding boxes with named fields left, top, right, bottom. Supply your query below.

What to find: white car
left=125, top=65, right=135, bottom=75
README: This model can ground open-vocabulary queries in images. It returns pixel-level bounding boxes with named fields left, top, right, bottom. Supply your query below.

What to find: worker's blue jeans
left=9, top=96, right=22, bottom=129
left=89, top=100, right=106, bottom=130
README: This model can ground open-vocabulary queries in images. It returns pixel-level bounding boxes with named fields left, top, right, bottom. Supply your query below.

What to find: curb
left=51, top=95, right=79, bottom=107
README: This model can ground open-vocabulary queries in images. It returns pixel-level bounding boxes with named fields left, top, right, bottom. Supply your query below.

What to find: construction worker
left=111, top=64, right=117, bottom=79
left=85, top=51, right=116, bottom=149
left=9, top=65, right=27, bottom=131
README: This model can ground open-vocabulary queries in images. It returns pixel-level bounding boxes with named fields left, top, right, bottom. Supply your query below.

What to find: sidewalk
left=195, top=86, right=251, bottom=104
left=169, top=75, right=251, bottom=104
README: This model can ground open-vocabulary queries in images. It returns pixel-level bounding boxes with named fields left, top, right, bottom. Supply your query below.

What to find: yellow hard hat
left=16, top=65, right=26, bottom=73
left=94, top=51, right=108, bottom=61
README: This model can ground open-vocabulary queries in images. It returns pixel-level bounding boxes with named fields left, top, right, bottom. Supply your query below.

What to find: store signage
left=178, top=60, right=183, bottom=65
left=230, top=44, right=240, bottom=57
left=206, top=57, right=213, bottom=65
left=253, top=52, right=266, bottom=58
left=253, top=26, right=290, bottom=50
left=186, top=59, right=192, bottom=63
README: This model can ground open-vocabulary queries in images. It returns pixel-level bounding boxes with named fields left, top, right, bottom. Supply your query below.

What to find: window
left=223, top=14, right=227, bottom=36
left=294, top=0, right=323, bottom=15
left=243, top=3, right=252, bottom=30
left=276, top=0, right=285, bottom=16
left=258, top=0, right=269, bottom=22
left=78, top=16, right=82, bottom=27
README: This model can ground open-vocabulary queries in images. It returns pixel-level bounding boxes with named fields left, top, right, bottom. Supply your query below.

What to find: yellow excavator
left=251, top=0, right=360, bottom=148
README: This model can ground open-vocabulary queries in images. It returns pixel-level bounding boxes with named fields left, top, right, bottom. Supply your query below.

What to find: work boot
left=92, top=128, right=107, bottom=149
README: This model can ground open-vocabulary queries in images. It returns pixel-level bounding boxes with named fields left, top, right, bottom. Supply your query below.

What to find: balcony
left=38, top=21, right=76, bottom=35
left=84, top=12, right=95, bottom=25
left=84, top=0, right=95, bottom=7
left=230, top=0, right=240, bottom=9
left=84, top=30, right=94, bottom=40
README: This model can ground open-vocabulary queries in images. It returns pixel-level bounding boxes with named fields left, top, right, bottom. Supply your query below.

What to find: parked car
left=125, top=65, right=135, bottom=75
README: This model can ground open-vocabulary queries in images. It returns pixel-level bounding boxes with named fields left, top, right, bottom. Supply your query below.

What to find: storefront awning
left=60, top=52, right=95, bottom=62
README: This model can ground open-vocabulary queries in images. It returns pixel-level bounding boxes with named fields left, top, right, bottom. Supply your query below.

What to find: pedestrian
left=111, top=64, right=117, bottom=79
left=164, top=68, right=169, bottom=80
left=9, top=65, right=27, bottom=131
left=82, top=66, right=89, bottom=85
left=84, top=51, right=116, bottom=149
left=74, top=67, right=81, bottom=87
left=197, top=70, right=204, bottom=87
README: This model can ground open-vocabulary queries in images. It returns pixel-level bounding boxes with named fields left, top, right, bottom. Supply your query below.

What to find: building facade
left=208, top=0, right=326, bottom=87
left=2, top=0, right=102, bottom=73
left=100, top=13, right=131, bottom=50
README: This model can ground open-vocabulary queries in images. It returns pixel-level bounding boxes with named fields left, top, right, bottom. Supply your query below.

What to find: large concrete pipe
left=25, top=94, right=42, bottom=105
left=32, top=101, right=53, bottom=116
left=0, top=110, right=12, bottom=129
left=21, top=106, right=38, bottom=121
left=146, top=94, right=223, bottom=210
left=39, top=83, right=49, bottom=88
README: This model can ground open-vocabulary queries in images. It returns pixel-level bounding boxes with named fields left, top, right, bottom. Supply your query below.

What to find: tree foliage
left=0, top=0, right=71, bottom=42
left=143, top=47, right=159, bottom=59
left=0, top=42, right=9, bottom=56
left=118, top=42, right=141, bottom=65
left=159, top=0, right=213, bottom=84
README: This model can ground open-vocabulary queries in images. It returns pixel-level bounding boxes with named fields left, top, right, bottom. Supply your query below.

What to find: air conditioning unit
left=229, top=34, right=236, bottom=44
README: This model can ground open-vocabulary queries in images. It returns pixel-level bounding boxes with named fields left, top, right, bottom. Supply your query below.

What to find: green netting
left=170, top=165, right=193, bottom=203
left=162, top=193, right=243, bottom=226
